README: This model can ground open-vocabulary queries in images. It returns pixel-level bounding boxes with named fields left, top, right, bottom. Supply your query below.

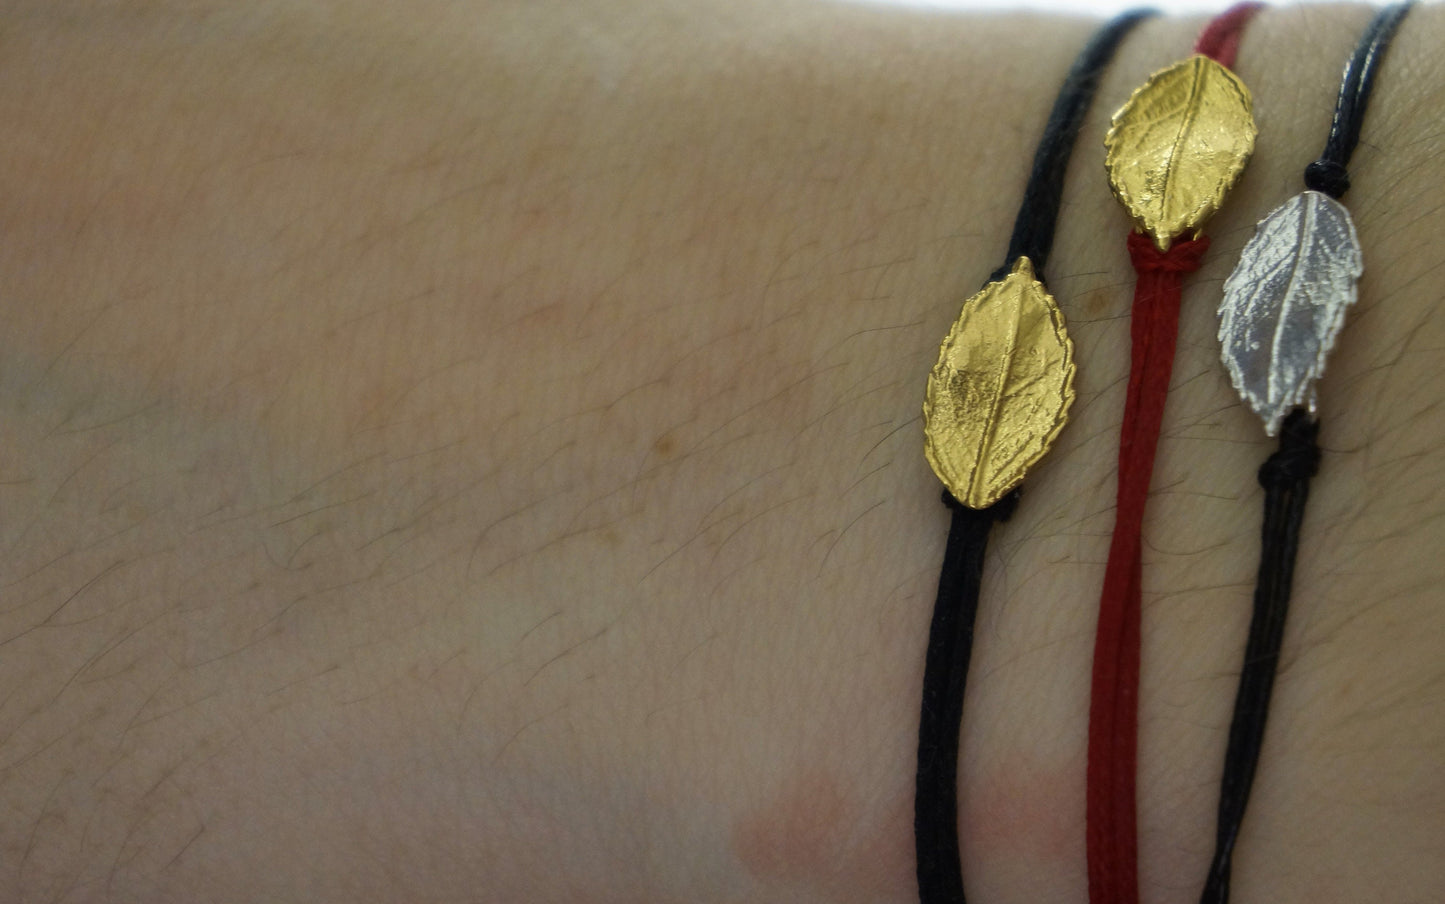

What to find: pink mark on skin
left=964, top=753, right=1082, bottom=883
left=730, top=767, right=914, bottom=902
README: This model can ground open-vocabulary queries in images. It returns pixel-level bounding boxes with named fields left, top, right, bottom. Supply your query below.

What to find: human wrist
left=2, top=3, right=1442, bottom=902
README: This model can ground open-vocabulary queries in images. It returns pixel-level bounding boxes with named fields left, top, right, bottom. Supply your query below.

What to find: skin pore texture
left=1, top=1, right=1443, bottom=901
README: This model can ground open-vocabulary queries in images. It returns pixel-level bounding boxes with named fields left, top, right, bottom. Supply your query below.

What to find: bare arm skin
left=2, top=2, right=1442, bottom=902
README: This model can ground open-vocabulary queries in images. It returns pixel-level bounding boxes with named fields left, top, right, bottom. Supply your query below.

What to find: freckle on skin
left=1080, top=286, right=1115, bottom=321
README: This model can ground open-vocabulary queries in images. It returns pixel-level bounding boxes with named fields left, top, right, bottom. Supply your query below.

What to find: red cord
left=1087, top=234, right=1209, bottom=904
left=1194, top=2, right=1264, bottom=68
left=1086, top=12, right=1261, bottom=901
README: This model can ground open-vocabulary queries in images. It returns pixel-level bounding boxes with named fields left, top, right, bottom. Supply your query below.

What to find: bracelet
left=1087, top=6, right=1263, bottom=904
left=913, top=10, right=1154, bottom=903
left=1204, top=5, right=1417, bottom=902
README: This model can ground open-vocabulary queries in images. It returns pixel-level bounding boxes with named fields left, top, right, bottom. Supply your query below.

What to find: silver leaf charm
left=1218, top=190, right=1363, bottom=436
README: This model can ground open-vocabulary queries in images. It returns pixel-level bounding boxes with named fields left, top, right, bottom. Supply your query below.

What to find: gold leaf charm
left=923, top=257, right=1076, bottom=509
left=1104, top=54, right=1257, bottom=249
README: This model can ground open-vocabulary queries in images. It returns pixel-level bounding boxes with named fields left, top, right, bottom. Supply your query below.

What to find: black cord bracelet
left=912, top=11, right=1154, bottom=903
left=1207, top=6, right=1416, bottom=903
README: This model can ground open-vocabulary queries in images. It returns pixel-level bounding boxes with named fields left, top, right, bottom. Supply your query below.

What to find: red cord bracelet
left=1087, top=6, right=1263, bottom=904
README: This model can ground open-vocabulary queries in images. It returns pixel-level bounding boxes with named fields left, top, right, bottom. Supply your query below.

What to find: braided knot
left=1304, top=160, right=1351, bottom=198
left=1126, top=232, right=1211, bottom=274
left=1258, top=410, right=1322, bottom=487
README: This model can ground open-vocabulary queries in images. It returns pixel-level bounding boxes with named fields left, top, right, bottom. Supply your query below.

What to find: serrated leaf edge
left=1218, top=191, right=1364, bottom=435
left=1104, top=54, right=1258, bottom=249
left=922, top=257, right=1077, bottom=508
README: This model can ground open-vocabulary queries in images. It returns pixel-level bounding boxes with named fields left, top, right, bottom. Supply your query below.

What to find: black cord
left=1200, top=412, right=1320, bottom=904
left=1202, top=8, right=1413, bottom=902
left=914, top=11, right=1154, bottom=903
left=1303, top=1, right=1415, bottom=199
left=989, top=8, right=1158, bottom=284
left=915, top=491, right=1016, bottom=904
